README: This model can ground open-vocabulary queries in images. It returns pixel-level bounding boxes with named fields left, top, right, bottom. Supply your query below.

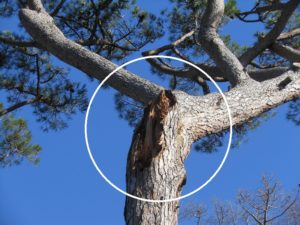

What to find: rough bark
left=269, top=42, right=300, bottom=62
left=198, top=0, right=250, bottom=86
left=124, top=68, right=300, bottom=224
left=125, top=90, right=191, bottom=225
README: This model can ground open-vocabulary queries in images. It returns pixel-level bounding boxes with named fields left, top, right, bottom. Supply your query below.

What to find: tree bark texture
left=124, top=90, right=191, bottom=225
left=124, top=72, right=300, bottom=224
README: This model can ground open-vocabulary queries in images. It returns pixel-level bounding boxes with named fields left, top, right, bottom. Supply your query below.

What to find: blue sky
left=0, top=1, right=299, bottom=225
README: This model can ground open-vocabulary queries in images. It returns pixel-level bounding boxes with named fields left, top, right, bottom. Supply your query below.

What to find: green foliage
left=224, top=0, right=240, bottom=16
left=0, top=42, right=88, bottom=132
left=44, top=0, right=164, bottom=60
left=0, top=103, right=41, bottom=167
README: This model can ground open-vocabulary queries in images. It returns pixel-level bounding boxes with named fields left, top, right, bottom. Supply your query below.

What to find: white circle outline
left=84, top=55, right=233, bottom=203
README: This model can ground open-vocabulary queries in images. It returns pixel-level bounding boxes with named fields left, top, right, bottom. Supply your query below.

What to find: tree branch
left=179, top=68, right=300, bottom=142
left=19, top=6, right=162, bottom=105
left=236, top=2, right=285, bottom=17
left=238, top=193, right=263, bottom=225
left=239, top=0, right=300, bottom=66
left=267, top=187, right=300, bottom=222
left=198, top=0, right=250, bottom=86
left=269, top=42, right=300, bottom=62
left=76, top=38, right=139, bottom=51
left=235, top=2, right=285, bottom=23
left=27, top=0, right=46, bottom=12
left=142, top=30, right=195, bottom=74
left=277, top=28, right=300, bottom=40
left=248, top=67, right=289, bottom=81
left=0, top=35, right=37, bottom=47
left=0, top=98, right=37, bottom=117
left=50, top=0, right=66, bottom=17
left=143, top=27, right=289, bottom=84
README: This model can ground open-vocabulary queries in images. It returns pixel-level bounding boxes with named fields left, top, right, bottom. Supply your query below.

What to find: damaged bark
left=124, top=90, right=190, bottom=225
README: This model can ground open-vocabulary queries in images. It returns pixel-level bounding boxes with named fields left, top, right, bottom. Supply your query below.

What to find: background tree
left=0, top=0, right=299, bottom=224
left=180, top=176, right=300, bottom=225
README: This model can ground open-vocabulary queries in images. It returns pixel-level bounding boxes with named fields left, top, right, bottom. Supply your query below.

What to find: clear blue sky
left=0, top=1, right=299, bottom=225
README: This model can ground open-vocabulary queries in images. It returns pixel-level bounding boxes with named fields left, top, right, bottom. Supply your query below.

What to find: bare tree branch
left=198, top=0, right=250, bottom=86
left=183, top=69, right=300, bottom=141
left=278, top=28, right=300, bottom=40
left=239, top=0, right=300, bottom=66
left=239, top=203, right=263, bottom=225
left=267, top=187, right=300, bottom=223
left=269, top=42, right=300, bottom=62
left=248, top=67, right=289, bottom=81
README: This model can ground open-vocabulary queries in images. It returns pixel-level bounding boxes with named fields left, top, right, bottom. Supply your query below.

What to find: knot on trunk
left=128, top=90, right=176, bottom=176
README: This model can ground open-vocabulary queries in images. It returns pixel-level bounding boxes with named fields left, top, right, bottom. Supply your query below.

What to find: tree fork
left=124, top=90, right=190, bottom=225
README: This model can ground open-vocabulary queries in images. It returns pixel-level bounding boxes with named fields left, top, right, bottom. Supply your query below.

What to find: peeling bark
left=125, top=90, right=191, bottom=225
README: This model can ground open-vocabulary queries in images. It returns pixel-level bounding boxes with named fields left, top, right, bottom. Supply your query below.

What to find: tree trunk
left=124, top=90, right=192, bottom=225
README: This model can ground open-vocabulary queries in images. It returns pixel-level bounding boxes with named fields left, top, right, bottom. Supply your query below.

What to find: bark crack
left=127, top=90, right=176, bottom=177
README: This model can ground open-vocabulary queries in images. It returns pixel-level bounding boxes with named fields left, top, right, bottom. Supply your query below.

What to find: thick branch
left=143, top=27, right=289, bottom=84
left=248, top=67, right=289, bottom=81
left=278, top=28, right=300, bottom=40
left=201, top=65, right=289, bottom=82
left=239, top=0, right=300, bottom=66
left=19, top=8, right=162, bottom=105
left=269, top=42, right=300, bottom=62
left=27, top=0, right=46, bottom=12
left=198, top=0, right=249, bottom=86
left=176, top=69, right=300, bottom=141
